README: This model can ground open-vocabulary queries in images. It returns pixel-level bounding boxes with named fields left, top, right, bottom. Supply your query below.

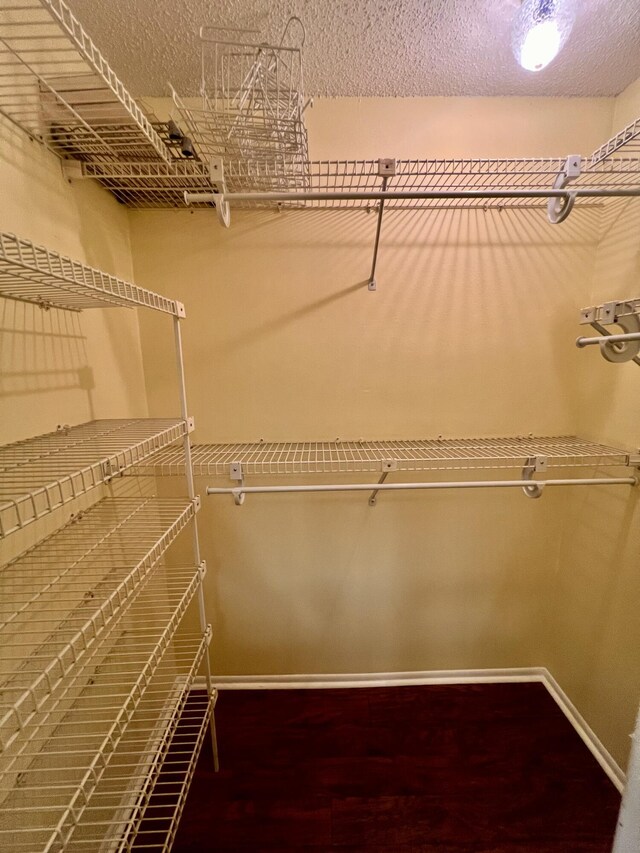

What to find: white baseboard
left=195, top=666, right=625, bottom=792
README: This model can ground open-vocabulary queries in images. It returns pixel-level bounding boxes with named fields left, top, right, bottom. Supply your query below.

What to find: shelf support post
left=173, top=316, right=219, bottom=771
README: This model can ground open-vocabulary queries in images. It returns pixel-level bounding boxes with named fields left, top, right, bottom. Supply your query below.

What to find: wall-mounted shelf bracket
left=522, top=455, right=548, bottom=499
left=547, top=155, right=581, bottom=224
left=229, top=461, right=245, bottom=505
left=577, top=301, right=640, bottom=364
left=368, top=459, right=398, bottom=506
left=367, top=159, right=396, bottom=291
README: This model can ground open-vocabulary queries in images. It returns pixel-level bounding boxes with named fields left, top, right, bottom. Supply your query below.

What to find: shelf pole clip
left=576, top=302, right=640, bottom=364
left=547, top=155, right=581, bottom=224
left=522, top=455, right=547, bottom=499
left=230, top=461, right=245, bottom=505
left=210, top=157, right=231, bottom=228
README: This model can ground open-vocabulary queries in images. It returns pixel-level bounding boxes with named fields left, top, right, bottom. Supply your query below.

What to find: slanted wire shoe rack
left=0, top=227, right=218, bottom=852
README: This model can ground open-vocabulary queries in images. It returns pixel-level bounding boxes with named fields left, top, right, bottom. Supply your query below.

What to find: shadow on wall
left=0, top=297, right=94, bottom=421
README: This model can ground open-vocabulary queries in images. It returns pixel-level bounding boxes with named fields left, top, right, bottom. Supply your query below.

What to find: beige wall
left=0, top=119, right=149, bottom=446
left=131, top=98, right=632, bottom=706
left=543, top=78, right=640, bottom=767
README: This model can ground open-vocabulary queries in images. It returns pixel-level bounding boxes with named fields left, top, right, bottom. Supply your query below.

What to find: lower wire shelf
left=0, top=494, right=211, bottom=852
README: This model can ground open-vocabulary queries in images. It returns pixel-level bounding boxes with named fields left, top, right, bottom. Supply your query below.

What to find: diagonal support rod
left=368, top=471, right=389, bottom=506
left=368, top=176, right=388, bottom=291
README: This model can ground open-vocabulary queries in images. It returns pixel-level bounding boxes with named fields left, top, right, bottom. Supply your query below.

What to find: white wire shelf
left=590, top=117, right=640, bottom=167
left=0, top=627, right=210, bottom=852
left=0, top=495, right=197, bottom=754
left=0, top=0, right=170, bottom=165
left=0, top=231, right=184, bottom=313
left=65, top=691, right=213, bottom=852
left=72, top=154, right=640, bottom=211
left=138, top=435, right=631, bottom=477
left=579, top=298, right=640, bottom=325
left=0, top=418, right=189, bottom=538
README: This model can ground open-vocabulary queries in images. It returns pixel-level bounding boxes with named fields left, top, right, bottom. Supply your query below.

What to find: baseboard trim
left=540, top=669, right=625, bottom=793
left=196, top=666, right=624, bottom=792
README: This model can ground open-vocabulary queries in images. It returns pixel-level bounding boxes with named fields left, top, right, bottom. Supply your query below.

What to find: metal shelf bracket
left=547, top=155, right=581, bottom=224
left=230, top=461, right=245, bottom=505
left=576, top=301, right=640, bottom=364
left=521, top=455, right=548, bottom=499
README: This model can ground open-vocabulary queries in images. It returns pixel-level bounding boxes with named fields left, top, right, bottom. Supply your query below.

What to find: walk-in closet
left=1, top=1, right=640, bottom=850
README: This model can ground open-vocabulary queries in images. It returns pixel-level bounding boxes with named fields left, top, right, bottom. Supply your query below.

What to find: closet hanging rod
left=186, top=187, right=640, bottom=205
left=207, top=476, right=637, bottom=502
left=576, top=331, right=640, bottom=347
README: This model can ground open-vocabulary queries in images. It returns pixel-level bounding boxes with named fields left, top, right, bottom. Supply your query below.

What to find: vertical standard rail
left=173, top=316, right=219, bottom=771
left=613, top=704, right=640, bottom=853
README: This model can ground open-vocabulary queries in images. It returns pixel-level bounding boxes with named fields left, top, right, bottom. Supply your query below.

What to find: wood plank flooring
left=173, top=683, right=620, bottom=852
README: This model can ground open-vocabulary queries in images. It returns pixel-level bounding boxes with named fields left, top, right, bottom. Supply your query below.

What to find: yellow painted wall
left=132, top=98, right=631, bottom=700
left=543, top=78, right=640, bottom=768
left=0, top=119, right=149, bottom=446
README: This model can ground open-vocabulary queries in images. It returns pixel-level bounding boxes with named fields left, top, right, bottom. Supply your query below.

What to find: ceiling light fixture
left=512, top=0, right=575, bottom=72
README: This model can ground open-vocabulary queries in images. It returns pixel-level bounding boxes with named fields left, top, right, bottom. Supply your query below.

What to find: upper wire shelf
left=72, top=153, right=640, bottom=211
left=589, top=116, right=640, bottom=167
left=139, top=435, right=631, bottom=477
left=0, top=0, right=171, bottom=165
left=0, top=418, right=188, bottom=537
left=0, top=230, right=184, bottom=313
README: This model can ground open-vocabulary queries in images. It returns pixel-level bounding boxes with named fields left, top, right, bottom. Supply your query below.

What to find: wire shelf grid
left=139, top=435, right=631, bottom=477
left=0, top=0, right=171, bottom=165
left=0, top=418, right=188, bottom=537
left=72, top=154, right=640, bottom=211
left=0, top=628, right=210, bottom=852
left=0, top=496, right=197, bottom=755
left=589, top=116, right=640, bottom=167
left=0, top=231, right=183, bottom=313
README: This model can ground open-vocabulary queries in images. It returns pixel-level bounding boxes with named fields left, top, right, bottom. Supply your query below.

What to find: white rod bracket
left=210, top=157, right=231, bottom=228
left=576, top=302, right=640, bottom=363
left=547, top=155, right=581, bottom=224
left=229, top=461, right=245, bottom=505
left=522, top=455, right=547, bottom=499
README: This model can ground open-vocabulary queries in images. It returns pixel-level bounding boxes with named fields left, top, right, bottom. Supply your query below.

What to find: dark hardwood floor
left=172, top=683, right=620, bottom=852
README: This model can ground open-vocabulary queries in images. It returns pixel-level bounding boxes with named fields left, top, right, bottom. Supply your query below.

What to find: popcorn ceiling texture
left=67, top=0, right=640, bottom=98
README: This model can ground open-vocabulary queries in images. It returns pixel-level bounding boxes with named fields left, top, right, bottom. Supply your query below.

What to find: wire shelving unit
left=0, top=224, right=216, bottom=846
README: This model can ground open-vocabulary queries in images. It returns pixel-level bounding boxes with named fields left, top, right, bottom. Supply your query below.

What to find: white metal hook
left=547, top=155, right=581, bottom=224
left=216, top=195, right=231, bottom=228
left=521, top=456, right=546, bottom=499
left=547, top=189, right=577, bottom=224
left=232, top=487, right=245, bottom=506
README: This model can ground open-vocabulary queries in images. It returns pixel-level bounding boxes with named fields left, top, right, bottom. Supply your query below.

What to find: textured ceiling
left=66, top=0, right=640, bottom=98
